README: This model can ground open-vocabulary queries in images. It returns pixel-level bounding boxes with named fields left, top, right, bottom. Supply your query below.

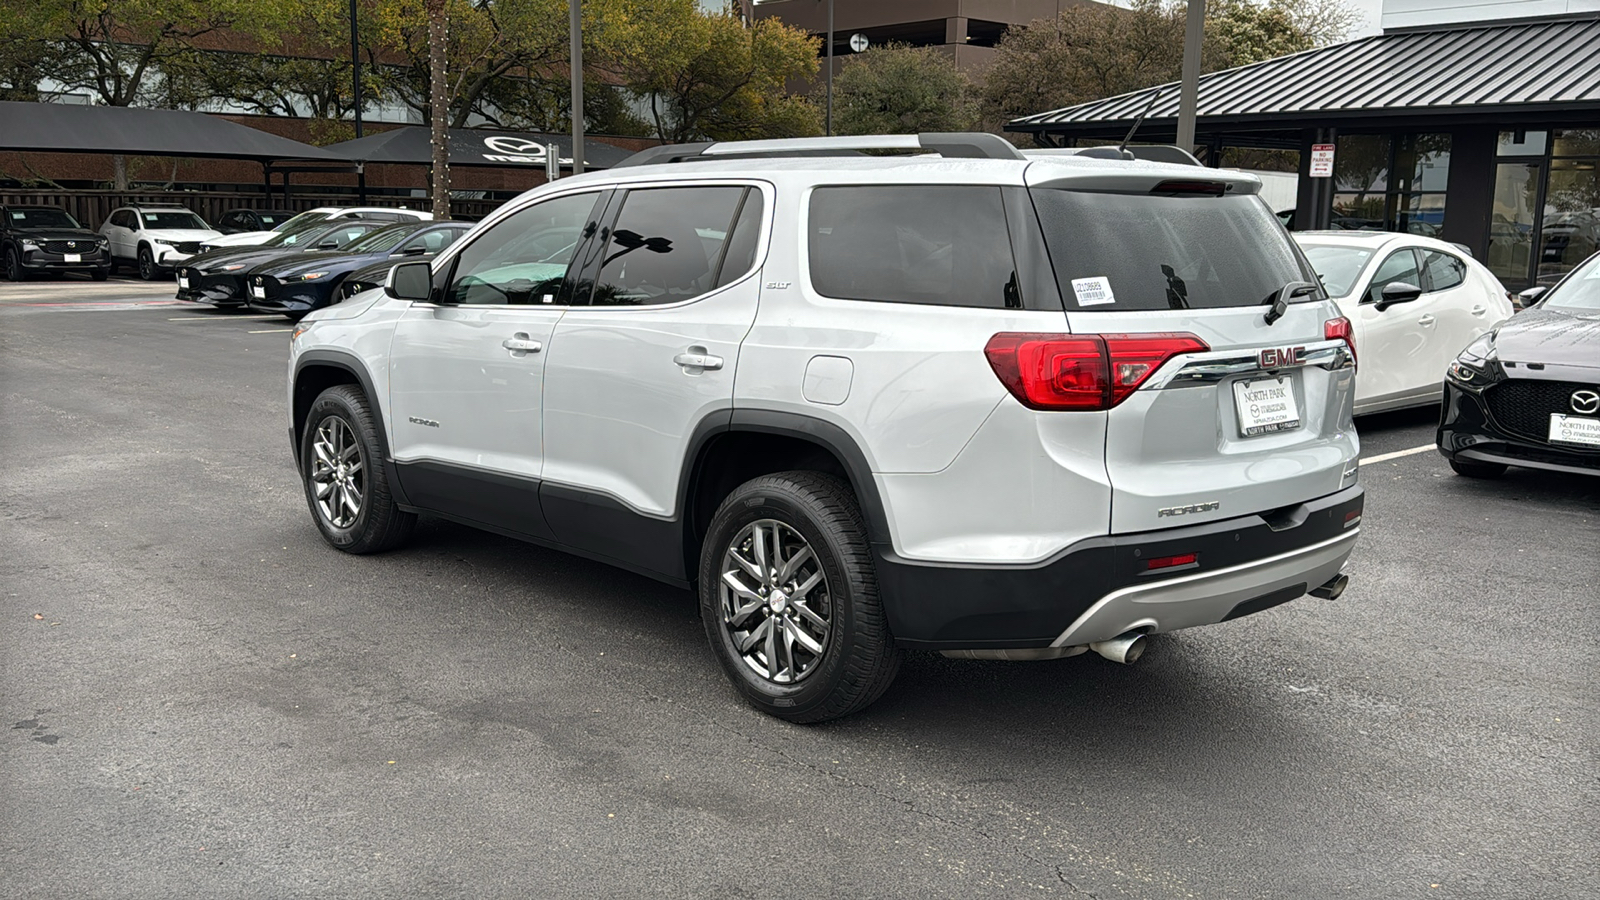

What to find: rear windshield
left=1032, top=190, right=1319, bottom=311
left=257, top=213, right=290, bottom=228
left=1297, top=243, right=1374, bottom=298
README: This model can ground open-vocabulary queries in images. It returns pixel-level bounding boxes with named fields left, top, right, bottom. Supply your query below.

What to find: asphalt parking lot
left=3, top=274, right=1596, bottom=899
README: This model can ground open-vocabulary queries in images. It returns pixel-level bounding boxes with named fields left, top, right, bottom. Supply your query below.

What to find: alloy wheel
left=138, top=249, right=153, bottom=280
left=719, top=519, right=832, bottom=684
left=309, top=416, right=365, bottom=529
left=4, top=250, right=17, bottom=281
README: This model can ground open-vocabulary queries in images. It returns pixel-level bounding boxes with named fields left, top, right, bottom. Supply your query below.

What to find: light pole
left=1175, top=0, right=1206, bottom=152
left=570, top=0, right=584, bottom=175
left=824, top=0, right=833, bottom=136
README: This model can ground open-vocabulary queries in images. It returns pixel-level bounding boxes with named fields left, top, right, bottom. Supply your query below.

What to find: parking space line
left=168, top=314, right=279, bottom=321
left=1360, top=444, right=1437, bottom=465
left=248, top=328, right=294, bottom=334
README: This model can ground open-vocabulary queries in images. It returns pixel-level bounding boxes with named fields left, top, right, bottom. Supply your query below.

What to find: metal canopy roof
left=1008, top=16, right=1600, bottom=140
left=322, top=126, right=634, bottom=170
left=0, top=101, right=347, bottom=162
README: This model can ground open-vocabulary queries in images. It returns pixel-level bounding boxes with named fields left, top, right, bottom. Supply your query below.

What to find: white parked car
left=98, top=206, right=222, bottom=280
left=1294, top=232, right=1513, bottom=415
left=201, top=206, right=433, bottom=252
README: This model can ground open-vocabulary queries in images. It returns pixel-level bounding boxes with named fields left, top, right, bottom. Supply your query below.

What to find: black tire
left=107, top=259, right=119, bottom=276
left=699, top=471, right=900, bottom=723
left=299, top=385, right=415, bottom=554
left=137, top=245, right=157, bottom=281
left=1449, top=457, right=1508, bottom=479
left=90, top=268, right=109, bottom=282
left=4, top=247, right=23, bottom=282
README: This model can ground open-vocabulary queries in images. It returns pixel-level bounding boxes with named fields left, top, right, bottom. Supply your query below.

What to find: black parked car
left=2, top=205, right=111, bottom=281
left=175, top=220, right=385, bottom=308
left=246, top=220, right=472, bottom=319
left=1439, top=252, right=1600, bottom=479
left=214, top=208, right=297, bottom=235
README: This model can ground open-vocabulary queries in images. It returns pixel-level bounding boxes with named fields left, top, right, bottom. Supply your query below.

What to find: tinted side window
left=586, top=186, right=744, bottom=306
left=445, top=192, right=600, bottom=306
left=809, top=186, right=1017, bottom=309
left=713, top=190, right=765, bottom=289
left=1423, top=250, right=1466, bottom=291
left=1367, top=249, right=1421, bottom=304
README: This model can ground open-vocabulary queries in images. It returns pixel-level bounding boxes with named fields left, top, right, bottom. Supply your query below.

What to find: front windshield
left=1542, top=254, right=1600, bottom=312
left=266, top=221, right=344, bottom=248
left=257, top=213, right=291, bottom=228
left=1298, top=244, right=1375, bottom=298
left=142, top=210, right=208, bottom=230
left=10, top=207, right=81, bottom=229
left=343, top=224, right=414, bottom=254
left=274, top=211, right=330, bottom=233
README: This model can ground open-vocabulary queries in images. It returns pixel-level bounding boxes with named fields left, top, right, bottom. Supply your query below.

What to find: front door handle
left=503, top=334, right=542, bottom=355
left=1471, top=305, right=1487, bottom=316
left=1418, top=314, right=1436, bottom=326
left=674, top=350, right=723, bottom=371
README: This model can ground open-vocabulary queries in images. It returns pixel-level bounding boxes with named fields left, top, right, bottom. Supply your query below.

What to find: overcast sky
left=1348, top=0, right=1385, bottom=36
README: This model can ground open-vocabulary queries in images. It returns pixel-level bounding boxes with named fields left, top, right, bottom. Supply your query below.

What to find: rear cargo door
left=1027, top=174, right=1359, bottom=534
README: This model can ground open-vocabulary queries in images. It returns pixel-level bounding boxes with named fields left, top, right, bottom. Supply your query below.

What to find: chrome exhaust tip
left=1089, top=631, right=1147, bottom=665
left=1309, top=573, right=1349, bottom=601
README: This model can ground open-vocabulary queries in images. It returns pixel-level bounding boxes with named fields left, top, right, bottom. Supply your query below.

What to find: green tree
left=613, top=3, right=821, bottom=142
left=979, top=0, right=1356, bottom=135
left=827, top=43, right=975, bottom=136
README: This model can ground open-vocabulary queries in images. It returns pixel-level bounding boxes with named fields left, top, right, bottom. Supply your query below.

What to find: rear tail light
left=1324, top=316, right=1356, bottom=367
left=984, top=332, right=1208, bottom=410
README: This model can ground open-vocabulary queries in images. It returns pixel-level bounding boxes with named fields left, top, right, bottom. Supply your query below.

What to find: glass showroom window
left=1331, top=133, right=1451, bottom=236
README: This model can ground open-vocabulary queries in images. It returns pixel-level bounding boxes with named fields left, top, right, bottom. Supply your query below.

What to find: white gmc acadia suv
left=287, top=133, right=1363, bottom=722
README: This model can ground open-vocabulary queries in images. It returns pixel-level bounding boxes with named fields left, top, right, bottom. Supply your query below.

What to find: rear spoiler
left=1021, top=146, right=1203, bottom=166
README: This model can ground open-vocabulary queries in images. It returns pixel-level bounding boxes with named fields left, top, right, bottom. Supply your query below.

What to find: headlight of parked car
left=1447, top=334, right=1499, bottom=386
left=19, top=238, right=38, bottom=248
left=283, top=272, right=329, bottom=283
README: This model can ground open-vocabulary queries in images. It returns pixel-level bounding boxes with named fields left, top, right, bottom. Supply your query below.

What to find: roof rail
left=614, top=132, right=1025, bottom=168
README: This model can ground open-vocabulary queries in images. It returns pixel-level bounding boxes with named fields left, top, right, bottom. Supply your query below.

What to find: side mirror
left=1515, top=285, right=1549, bottom=309
left=397, top=245, right=428, bottom=256
left=316, top=239, right=339, bottom=249
left=385, top=260, right=433, bottom=301
left=1376, top=281, right=1422, bottom=310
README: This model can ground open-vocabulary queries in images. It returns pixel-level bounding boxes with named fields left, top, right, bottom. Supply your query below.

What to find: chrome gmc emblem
left=1259, top=346, right=1307, bottom=368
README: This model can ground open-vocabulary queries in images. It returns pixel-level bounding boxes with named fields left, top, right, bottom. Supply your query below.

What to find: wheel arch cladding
left=292, top=352, right=378, bottom=467
left=681, top=409, right=892, bottom=583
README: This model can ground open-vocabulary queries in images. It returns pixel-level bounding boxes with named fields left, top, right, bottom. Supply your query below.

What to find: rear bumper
left=1437, top=381, right=1600, bottom=476
left=876, top=484, right=1364, bottom=650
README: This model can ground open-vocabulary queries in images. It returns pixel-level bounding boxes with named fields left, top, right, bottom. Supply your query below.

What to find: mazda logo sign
left=1572, top=390, right=1600, bottom=415
left=483, top=136, right=545, bottom=156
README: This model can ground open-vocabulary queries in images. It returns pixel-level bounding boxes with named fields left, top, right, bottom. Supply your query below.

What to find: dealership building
left=1007, top=1, right=1600, bottom=289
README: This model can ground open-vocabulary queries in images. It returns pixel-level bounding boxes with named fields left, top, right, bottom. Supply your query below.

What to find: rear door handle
left=674, top=350, right=723, bottom=371
left=1418, top=314, right=1436, bottom=326
left=502, top=334, right=542, bottom=354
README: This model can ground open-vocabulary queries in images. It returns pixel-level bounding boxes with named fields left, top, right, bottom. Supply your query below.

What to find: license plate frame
left=250, top=285, right=265, bottom=300
left=1549, top=413, right=1600, bottom=447
left=1233, top=375, right=1301, bottom=437
left=64, top=253, right=80, bottom=263
left=178, top=275, right=189, bottom=289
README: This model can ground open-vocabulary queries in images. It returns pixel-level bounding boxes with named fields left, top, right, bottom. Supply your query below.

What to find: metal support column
left=1176, top=0, right=1206, bottom=152
left=570, top=0, right=585, bottom=175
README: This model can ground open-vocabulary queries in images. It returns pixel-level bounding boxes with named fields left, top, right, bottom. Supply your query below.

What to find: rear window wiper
left=1264, top=281, right=1319, bottom=325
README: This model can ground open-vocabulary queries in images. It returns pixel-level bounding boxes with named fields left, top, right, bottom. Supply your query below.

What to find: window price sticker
left=1071, top=276, right=1116, bottom=306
